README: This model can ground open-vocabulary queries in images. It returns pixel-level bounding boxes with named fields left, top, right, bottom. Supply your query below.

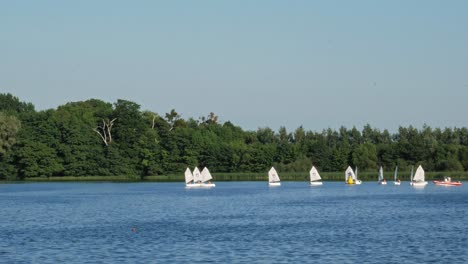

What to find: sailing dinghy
left=200, top=167, right=216, bottom=187
left=378, top=166, right=387, bottom=185
left=354, top=167, right=362, bottom=184
left=345, top=166, right=361, bottom=185
left=185, top=167, right=200, bottom=188
left=309, top=166, right=323, bottom=186
left=268, top=167, right=281, bottom=186
left=393, top=166, right=401, bottom=185
left=410, top=165, right=428, bottom=187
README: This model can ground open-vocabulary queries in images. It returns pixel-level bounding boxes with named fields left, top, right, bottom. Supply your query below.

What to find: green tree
left=0, top=93, right=35, bottom=115
left=112, top=99, right=146, bottom=175
left=53, top=101, right=108, bottom=176
left=352, top=143, right=378, bottom=171
left=0, top=112, right=21, bottom=155
left=15, top=140, right=64, bottom=179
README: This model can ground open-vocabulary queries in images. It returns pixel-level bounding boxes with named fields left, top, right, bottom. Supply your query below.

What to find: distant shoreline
left=2, top=171, right=467, bottom=182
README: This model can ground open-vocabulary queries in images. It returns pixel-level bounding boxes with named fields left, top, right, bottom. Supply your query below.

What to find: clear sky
left=1, top=0, right=467, bottom=132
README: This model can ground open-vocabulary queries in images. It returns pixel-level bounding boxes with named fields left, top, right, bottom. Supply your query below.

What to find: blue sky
left=1, top=1, right=467, bottom=132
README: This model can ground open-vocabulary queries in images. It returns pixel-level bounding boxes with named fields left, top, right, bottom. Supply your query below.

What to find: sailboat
left=309, top=166, right=323, bottom=186
left=345, top=166, right=361, bottom=185
left=354, top=167, right=362, bottom=184
left=393, top=166, right=401, bottom=185
left=268, top=167, right=281, bottom=186
left=184, top=167, right=195, bottom=187
left=185, top=167, right=200, bottom=188
left=200, top=167, right=216, bottom=187
left=410, top=165, right=428, bottom=186
left=378, top=166, right=387, bottom=185
left=409, top=166, right=414, bottom=184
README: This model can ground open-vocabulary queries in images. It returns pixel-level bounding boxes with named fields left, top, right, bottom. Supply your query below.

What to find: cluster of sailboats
left=185, top=165, right=462, bottom=187
left=185, top=167, right=216, bottom=188
left=345, top=164, right=454, bottom=187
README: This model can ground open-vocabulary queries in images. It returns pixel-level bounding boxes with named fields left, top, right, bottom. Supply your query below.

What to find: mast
left=410, top=166, right=414, bottom=181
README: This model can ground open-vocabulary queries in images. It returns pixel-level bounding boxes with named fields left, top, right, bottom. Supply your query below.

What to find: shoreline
left=2, top=171, right=467, bottom=183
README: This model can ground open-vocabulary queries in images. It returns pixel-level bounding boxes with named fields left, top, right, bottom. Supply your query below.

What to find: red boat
left=433, top=177, right=462, bottom=186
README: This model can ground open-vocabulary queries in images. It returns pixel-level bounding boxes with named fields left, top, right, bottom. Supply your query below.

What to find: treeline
left=1, top=93, right=468, bottom=180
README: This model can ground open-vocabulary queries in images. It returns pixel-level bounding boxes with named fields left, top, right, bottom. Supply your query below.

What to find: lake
left=1, top=182, right=467, bottom=263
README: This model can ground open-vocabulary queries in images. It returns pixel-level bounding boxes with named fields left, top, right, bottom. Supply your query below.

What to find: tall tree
left=0, top=112, right=21, bottom=155
left=0, top=93, right=35, bottom=115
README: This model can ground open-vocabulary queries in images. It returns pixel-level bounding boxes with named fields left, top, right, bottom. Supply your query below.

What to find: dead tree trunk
left=94, top=118, right=116, bottom=146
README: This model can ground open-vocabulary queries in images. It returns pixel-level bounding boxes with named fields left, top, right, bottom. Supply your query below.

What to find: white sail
left=268, top=167, right=280, bottom=182
left=413, top=165, right=425, bottom=182
left=201, top=167, right=213, bottom=183
left=394, top=166, right=398, bottom=181
left=184, top=167, right=193, bottom=183
left=309, top=166, right=321, bottom=182
left=193, top=167, right=202, bottom=182
left=354, top=167, right=358, bottom=180
left=345, top=166, right=355, bottom=181
left=378, top=166, right=384, bottom=181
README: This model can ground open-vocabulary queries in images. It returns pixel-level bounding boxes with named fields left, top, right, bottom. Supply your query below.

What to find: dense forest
left=1, top=93, right=467, bottom=180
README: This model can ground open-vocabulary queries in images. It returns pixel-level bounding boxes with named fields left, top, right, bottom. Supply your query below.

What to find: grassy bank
left=23, top=175, right=143, bottom=182
left=11, top=171, right=468, bottom=182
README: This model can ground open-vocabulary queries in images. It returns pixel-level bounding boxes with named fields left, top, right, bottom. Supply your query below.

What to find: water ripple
left=0, top=182, right=467, bottom=263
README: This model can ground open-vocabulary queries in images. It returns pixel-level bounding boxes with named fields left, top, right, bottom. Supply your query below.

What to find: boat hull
left=310, top=181, right=323, bottom=186
left=378, top=181, right=387, bottom=185
left=269, top=182, right=281, bottom=187
left=410, top=181, right=428, bottom=186
left=346, top=180, right=362, bottom=185
left=394, top=181, right=401, bottom=185
left=185, top=183, right=216, bottom=188
left=433, top=181, right=462, bottom=186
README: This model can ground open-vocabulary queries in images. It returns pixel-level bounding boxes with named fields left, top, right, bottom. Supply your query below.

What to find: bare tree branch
left=94, top=118, right=117, bottom=146
left=93, top=128, right=108, bottom=146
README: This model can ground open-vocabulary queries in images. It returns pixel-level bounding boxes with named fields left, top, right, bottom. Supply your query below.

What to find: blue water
left=1, top=182, right=467, bottom=263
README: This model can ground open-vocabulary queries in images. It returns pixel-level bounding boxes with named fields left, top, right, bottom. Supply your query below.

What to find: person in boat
left=382, top=179, right=387, bottom=184
left=347, top=174, right=354, bottom=184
